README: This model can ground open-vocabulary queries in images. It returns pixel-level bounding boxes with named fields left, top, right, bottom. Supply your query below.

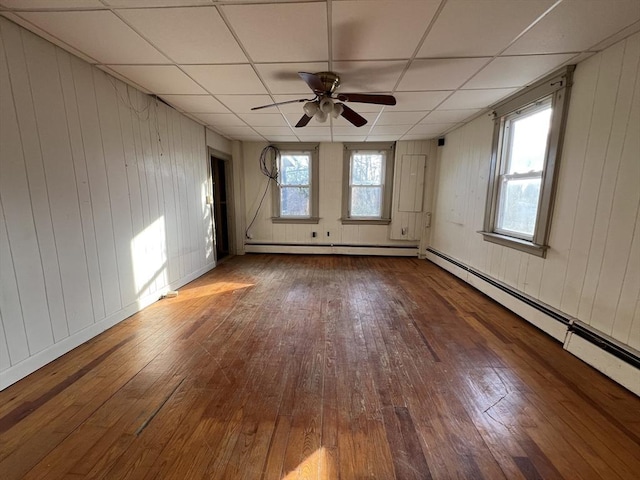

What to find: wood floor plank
left=1, top=254, right=638, bottom=479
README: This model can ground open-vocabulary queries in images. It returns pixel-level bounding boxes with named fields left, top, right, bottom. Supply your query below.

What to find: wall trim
left=0, top=262, right=215, bottom=391
left=245, top=243, right=418, bottom=256
left=425, top=247, right=639, bottom=394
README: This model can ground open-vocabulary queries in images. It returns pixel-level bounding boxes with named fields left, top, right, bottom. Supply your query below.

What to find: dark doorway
left=211, top=155, right=230, bottom=261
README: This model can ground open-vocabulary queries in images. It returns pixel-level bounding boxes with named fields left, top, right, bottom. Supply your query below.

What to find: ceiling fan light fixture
left=315, top=109, right=328, bottom=123
left=319, top=97, right=334, bottom=114
left=331, top=103, right=344, bottom=119
left=303, top=101, right=318, bottom=117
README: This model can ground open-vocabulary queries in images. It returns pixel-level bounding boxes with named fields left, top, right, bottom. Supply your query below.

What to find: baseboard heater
left=247, top=242, right=418, bottom=249
left=426, top=247, right=639, bottom=371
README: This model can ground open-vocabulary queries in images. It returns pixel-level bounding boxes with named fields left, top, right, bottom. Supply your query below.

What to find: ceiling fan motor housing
left=314, top=71, right=341, bottom=95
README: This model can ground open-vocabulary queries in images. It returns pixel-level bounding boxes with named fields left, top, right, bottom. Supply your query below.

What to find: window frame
left=271, top=143, right=319, bottom=224
left=481, top=66, right=574, bottom=257
left=341, top=142, right=395, bottom=225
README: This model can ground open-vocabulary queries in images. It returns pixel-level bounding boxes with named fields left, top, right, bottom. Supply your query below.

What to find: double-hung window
left=482, top=66, right=574, bottom=257
left=272, top=144, right=319, bottom=223
left=342, top=143, right=394, bottom=224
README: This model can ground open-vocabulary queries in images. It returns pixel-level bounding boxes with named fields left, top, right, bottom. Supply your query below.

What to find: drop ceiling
left=1, top=0, right=639, bottom=143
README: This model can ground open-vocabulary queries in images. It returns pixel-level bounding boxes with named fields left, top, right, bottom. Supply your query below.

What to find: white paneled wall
left=0, top=18, right=214, bottom=389
left=430, top=33, right=640, bottom=352
left=242, top=140, right=433, bottom=251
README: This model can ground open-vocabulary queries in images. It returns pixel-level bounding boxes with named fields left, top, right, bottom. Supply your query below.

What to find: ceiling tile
left=333, top=125, right=372, bottom=136
left=159, top=95, right=229, bottom=113
left=239, top=113, right=288, bottom=127
left=255, top=63, right=328, bottom=94
left=298, top=135, right=332, bottom=142
left=272, top=95, right=315, bottom=114
left=419, top=0, right=555, bottom=57
left=97, top=65, right=151, bottom=93
left=397, top=58, right=489, bottom=91
left=222, top=2, right=328, bottom=62
left=181, top=65, right=267, bottom=94
left=265, top=135, right=299, bottom=142
left=408, top=123, right=458, bottom=136
left=1, top=0, right=104, bottom=7
left=465, top=54, right=576, bottom=89
left=332, top=61, right=406, bottom=91
left=192, top=113, right=246, bottom=127
left=368, top=125, right=412, bottom=135
left=402, top=134, right=433, bottom=141
left=217, top=95, right=274, bottom=113
left=393, top=91, right=451, bottom=111
left=375, top=111, right=426, bottom=125
left=332, top=0, right=440, bottom=60
left=505, top=0, right=640, bottom=54
left=439, top=88, right=517, bottom=110
left=215, top=125, right=261, bottom=137
left=17, top=11, right=168, bottom=64
left=332, top=111, right=379, bottom=127
left=116, top=7, right=246, bottom=64
left=367, top=135, right=401, bottom=142
left=421, top=109, right=481, bottom=124
left=108, top=65, right=206, bottom=94
left=254, top=126, right=296, bottom=136
left=333, top=135, right=367, bottom=142
left=296, top=127, right=331, bottom=136
left=103, top=1, right=212, bottom=6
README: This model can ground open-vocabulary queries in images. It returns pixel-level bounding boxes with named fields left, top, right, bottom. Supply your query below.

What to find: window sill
left=272, top=217, right=320, bottom=225
left=480, top=231, right=548, bottom=258
left=341, top=218, right=391, bottom=225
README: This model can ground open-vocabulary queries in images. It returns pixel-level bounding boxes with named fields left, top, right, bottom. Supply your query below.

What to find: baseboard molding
left=0, top=261, right=215, bottom=390
left=426, top=247, right=639, bottom=395
left=245, top=243, right=418, bottom=257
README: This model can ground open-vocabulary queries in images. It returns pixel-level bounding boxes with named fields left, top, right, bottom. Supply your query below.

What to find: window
left=272, top=144, right=319, bottom=223
left=342, top=143, right=395, bottom=224
left=482, top=66, right=574, bottom=257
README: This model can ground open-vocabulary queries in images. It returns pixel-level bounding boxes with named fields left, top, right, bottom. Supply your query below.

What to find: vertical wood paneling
left=2, top=21, right=64, bottom=345
left=23, top=31, right=93, bottom=336
left=429, top=33, right=640, bottom=352
left=56, top=48, right=105, bottom=324
left=0, top=18, right=213, bottom=388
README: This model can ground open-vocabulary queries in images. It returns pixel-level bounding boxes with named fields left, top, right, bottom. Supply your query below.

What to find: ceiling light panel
left=398, top=58, right=489, bottom=91
left=255, top=63, right=328, bottom=94
left=332, top=0, right=441, bottom=60
left=465, top=53, right=575, bottom=89
left=116, top=7, right=246, bottom=64
left=17, top=11, right=168, bottom=64
left=505, top=0, right=640, bottom=55
left=181, top=65, right=267, bottom=94
left=419, top=0, right=555, bottom=57
left=108, top=65, right=206, bottom=94
left=332, top=61, right=406, bottom=92
left=159, top=95, right=229, bottom=113
left=221, top=3, right=328, bottom=62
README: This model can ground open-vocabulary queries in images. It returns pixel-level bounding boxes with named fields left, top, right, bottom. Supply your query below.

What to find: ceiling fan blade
left=251, top=98, right=311, bottom=111
left=295, top=114, right=312, bottom=128
left=298, top=72, right=326, bottom=93
left=340, top=104, right=367, bottom=127
left=337, top=93, right=397, bottom=106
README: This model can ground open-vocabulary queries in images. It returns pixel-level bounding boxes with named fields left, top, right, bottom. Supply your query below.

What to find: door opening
left=211, top=155, right=230, bottom=261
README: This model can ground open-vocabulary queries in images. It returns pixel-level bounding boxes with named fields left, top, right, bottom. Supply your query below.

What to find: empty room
left=0, top=0, right=639, bottom=478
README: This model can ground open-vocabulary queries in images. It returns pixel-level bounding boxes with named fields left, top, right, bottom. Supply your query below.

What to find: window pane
left=280, top=154, right=310, bottom=185
left=351, top=153, right=383, bottom=185
left=281, top=186, right=309, bottom=216
left=497, top=178, right=541, bottom=237
left=351, top=186, right=382, bottom=217
left=507, top=106, right=551, bottom=174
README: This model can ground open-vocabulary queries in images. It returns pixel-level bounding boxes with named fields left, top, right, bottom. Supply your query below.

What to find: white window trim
left=271, top=143, right=319, bottom=224
left=481, top=66, right=574, bottom=257
left=341, top=142, right=395, bottom=225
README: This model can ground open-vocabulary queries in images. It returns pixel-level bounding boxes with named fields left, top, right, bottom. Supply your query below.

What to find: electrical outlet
left=327, top=231, right=330, bottom=237
left=312, top=231, right=317, bottom=238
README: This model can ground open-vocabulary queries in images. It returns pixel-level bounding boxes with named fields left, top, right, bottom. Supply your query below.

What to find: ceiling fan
left=251, top=71, right=396, bottom=128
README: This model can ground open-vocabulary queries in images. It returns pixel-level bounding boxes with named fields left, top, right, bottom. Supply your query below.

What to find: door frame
left=208, top=147, right=236, bottom=259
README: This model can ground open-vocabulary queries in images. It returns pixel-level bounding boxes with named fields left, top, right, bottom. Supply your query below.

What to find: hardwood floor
left=0, top=254, right=638, bottom=479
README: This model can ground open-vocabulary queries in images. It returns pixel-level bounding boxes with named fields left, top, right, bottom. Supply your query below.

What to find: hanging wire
left=245, top=145, right=280, bottom=239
